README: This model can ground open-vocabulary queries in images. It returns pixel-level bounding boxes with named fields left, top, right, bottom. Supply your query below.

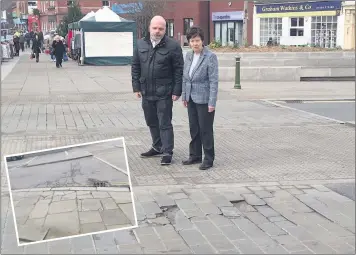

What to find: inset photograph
left=4, top=137, right=137, bottom=246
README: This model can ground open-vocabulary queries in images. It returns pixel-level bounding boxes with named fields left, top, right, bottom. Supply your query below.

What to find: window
left=102, top=1, right=110, bottom=7
left=183, top=18, right=193, bottom=35
left=259, top=17, right=282, bottom=46
left=290, top=17, right=304, bottom=36
left=67, top=1, right=74, bottom=7
left=311, top=16, right=337, bottom=48
left=166, top=19, right=174, bottom=37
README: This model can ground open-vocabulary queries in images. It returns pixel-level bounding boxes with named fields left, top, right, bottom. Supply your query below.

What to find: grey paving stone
left=80, top=222, right=106, bottom=234
left=147, top=216, right=170, bottom=225
left=220, top=206, right=242, bottom=217
left=137, top=234, right=166, bottom=251
left=244, top=212, right=269, bottom=225
left=247, top=186, right=265, bottom=191
left=189, top=243, right=216, bottom=254
left=79, top=211, right=102, bottom=224
left=154, top=225, right=182, bottom=241
left=209, top=195, right=234, bottom=208
left=274, top=220, right=297, bottom=229
left=152, top=194, right=176, bottom=208
left=24, top=242, right=49, bottom=254
left=255, top=205, right=280, bottom=217
left=242, top=194, right=266, bottom=206
left=302, top=240, right=337, bottom=254
left=1, top=234, right=24, bottom=254
left=196, top=203, right=222, bottom=215
left=81, top=199, right=103, bottom=211
left=194, top=220, right=221, bottom=236
left=207, top=234, right=237, bottom=251
left=100, top=209, right=131, bottom=226
left=285, top=188, right=305, bottom=195
left=140, top=201, right=162, bottom=215
left=71, top=235, right=95, bottom=252
left=17, top=224, right=49, bottom=243
left=216, top=189, right=244, bottom=202
left=44, top=211, right=80, bottom=239
left=268, top=216, right=287, bottom=222
left=173, top=210, right=194, bottom=231
left=186, top=190, right=211, bottom=204
left=93, top=232, right=116, bottom=248
left=208, top=214, right=234, bottom=227
left=255, top=190, right=273, bottom=198
left=260, top=243, right=289, bottom=254
left=117, top=244, right=143, bottom=254
left=295, top=185, right=312, bottom=189
left=175, top=199, right=197, bottom=210
left=258, top=222, right=288, bottom=237
left=109, top=191, right=133, bottom=204
left=28, top=202, right=49, bottom=219
left=219, top=225, right=248, bottom=240
left=234, top=201, right=257, bottom=213
left=163, top=239, right=191, bottom=253
left=96, top=245, right=120, bottom=254
left=179, top=229, right=208, bottom=246
left=48, top=200, right=77, bottom=214
left=264, top=186, right=281, bottom=191
left=233, top=239, right=265, bottom=254
left=169, top=192, right=188, bottom=200
left=134, top=226, right=156, bottom=237
left=273, top=235, right=309, bottom=252
left=118, top=203, right=136, bottom=224
left=47, top=239, right=72, bottom=254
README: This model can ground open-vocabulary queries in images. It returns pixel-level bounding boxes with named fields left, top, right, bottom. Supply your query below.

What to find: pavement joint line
left=92, top=155, right=128, bottom=176
left=11, top=186, right=131, bottom=192
left=24, top=154, right=93, bottom=167
left=261, top=99, right=348, bottom=125
left=129, top=179, right=356, bottom=191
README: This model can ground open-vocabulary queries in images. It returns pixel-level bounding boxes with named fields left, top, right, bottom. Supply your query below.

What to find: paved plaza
left=1, top=54, right=355, bottom=254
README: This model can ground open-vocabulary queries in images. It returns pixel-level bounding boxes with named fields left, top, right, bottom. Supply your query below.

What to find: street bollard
left=234, top=56, right=241, bottom=89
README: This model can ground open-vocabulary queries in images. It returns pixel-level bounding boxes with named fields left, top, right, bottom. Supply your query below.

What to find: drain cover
left=87, top=178, right=110, bottom=187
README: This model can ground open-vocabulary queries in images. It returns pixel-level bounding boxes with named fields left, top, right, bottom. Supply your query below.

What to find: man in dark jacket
left=131, top=15, right=184, bottom=165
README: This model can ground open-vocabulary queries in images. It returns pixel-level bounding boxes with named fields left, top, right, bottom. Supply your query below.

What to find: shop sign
left=212, top=11, right=244, bottom=21
left=256, top=1, right=342, bottom=14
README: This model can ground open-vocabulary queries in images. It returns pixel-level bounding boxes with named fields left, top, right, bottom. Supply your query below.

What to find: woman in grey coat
left=181, top=26, right=219, bottom=170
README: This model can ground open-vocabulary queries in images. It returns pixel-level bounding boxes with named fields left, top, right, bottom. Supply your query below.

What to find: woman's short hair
left=186, top=26, right=204, bottom=42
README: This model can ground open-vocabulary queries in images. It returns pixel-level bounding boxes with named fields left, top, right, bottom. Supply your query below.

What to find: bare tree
left=122, top=1, right=172, bottom=38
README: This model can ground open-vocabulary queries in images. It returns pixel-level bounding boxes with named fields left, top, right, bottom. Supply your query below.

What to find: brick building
left=112, top=0, right=254, bottom=46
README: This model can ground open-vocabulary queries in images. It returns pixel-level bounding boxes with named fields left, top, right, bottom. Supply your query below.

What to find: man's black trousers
left=187, top=97, right=215, bottom=164
left=142, top=97, right=174, bottom=155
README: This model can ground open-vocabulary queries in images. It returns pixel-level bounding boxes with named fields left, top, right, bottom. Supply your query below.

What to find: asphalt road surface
left=326, top=182, right=355, bottom=201
left=278, top=100, right=355, bottom=123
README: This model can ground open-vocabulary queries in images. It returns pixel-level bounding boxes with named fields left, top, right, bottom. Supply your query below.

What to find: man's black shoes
left=161, top=155, right=172, bottom=165
left=182, top=157, right=202, bottom=165
left=140, top=148, right=163, bottom=158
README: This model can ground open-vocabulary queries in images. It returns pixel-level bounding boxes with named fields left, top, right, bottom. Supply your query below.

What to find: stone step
left=217, top=58, right=355, bottom=67
left=219, top=66, right=355, bottom=82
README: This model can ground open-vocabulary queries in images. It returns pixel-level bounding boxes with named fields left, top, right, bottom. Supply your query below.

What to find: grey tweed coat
left=181, top=46, right=219, bottom=107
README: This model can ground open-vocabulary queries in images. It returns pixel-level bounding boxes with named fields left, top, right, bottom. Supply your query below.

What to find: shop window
left=290, top=17, right=304, bottom=36
left=102, top=1, right=110, bottom=7
left=166, top=19, right=174, bottom=38
left=311, top=16, right=337, bottom=48
left=259, top=17, right=282, bottom=46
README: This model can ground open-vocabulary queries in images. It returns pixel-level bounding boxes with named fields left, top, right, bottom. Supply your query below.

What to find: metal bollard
left=234, top=56, right=241, bottom=89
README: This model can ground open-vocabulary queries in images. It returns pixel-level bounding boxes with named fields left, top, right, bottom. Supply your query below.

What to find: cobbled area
left=2, top=184, right=355, bottom=254
left=8, top=187, right=135, bottom=245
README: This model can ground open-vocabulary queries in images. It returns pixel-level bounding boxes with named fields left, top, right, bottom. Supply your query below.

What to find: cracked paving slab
left=2, top=183, right=354, bottom=254
left=10, top=187, right=136, bottom=245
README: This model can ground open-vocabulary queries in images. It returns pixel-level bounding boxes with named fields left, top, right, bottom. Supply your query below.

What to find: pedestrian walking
left=19, top=33, right=25, bottom=52
left=131, top=15, right=184, bottom=165
left=181, top=26, right=219, bottom=170
left=25, top=32, right=31, bottom=49
left=52, top=35, right=65, bottom=68
left=31, top=33, right=41, bottom=63
left=13, top=35, right=20, bottom=56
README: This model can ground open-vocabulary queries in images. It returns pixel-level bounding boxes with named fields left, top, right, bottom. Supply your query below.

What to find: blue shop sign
left=256, top=1, right=342, bottom=14
left=212, top=11, right=244, bottom=21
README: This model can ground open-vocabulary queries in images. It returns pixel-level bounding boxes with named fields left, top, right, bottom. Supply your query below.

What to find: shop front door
left=214, top=21, right=243, bottom=47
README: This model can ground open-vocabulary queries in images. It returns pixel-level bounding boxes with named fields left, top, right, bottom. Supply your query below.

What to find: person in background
left=13, top=35, right=20, bottom=56
left=38, top=30, right=44, bottom=52
left=31, top=32, right=41, bottom=63
left=52, top=35, right=65, bottom=68
left=25, top=32, right=31, bottom=49
left=181, top=26, right=219, bottom=170
left=19, top=32, right=25, bottom=52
